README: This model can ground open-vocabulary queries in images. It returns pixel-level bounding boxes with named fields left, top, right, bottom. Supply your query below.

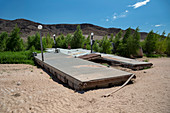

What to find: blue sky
left=0, top=0, right=170, bottom=35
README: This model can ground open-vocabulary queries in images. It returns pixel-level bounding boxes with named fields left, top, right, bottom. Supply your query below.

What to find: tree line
left=0, top=24, right=170, bottom=57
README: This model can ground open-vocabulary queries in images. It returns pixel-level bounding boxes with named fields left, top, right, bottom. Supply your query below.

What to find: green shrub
left=0, top=32, right=8, bottom=51
left=0, top=51, right=34, bottom=65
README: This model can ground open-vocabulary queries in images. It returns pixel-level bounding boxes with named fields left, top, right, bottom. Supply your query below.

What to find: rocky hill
left=0, top=18, right=148, bottom=40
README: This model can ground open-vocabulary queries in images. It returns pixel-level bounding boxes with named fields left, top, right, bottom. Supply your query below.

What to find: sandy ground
left=0, top=58, right=170, bottom=113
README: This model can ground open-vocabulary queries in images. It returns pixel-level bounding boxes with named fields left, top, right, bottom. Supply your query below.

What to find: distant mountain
left=0, top=18, right=148, bottom=40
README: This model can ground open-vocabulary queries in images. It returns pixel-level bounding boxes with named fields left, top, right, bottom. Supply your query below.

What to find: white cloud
left=151, top=24, right=165, bottom=27
left=113, top=16, right=117, bottom=19
left=112, top=10, right=128, bottom=20
left=155, top=25, right=161, bottom=27
left=106, top=10, right=129, bottom=22
left=128, top=0, right=150, bottom=9
left=154, top=24, right=163, bottom=27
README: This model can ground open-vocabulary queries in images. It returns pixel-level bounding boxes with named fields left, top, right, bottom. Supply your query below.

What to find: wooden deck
left=54, top=48, right=153, bottom=70
left=34, top=53, right=133, bottom=90
left=100, top=54, right=153, bottom=70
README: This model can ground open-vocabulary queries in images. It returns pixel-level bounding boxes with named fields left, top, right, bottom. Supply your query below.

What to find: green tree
left=60, top=34, right=66, bottom=48
left=127, top=35, right=135, bottom=57
left=98, top=38, right=103, bottom=47
left=117, top=28, right=132, bottom=57
left=116, top=28, right=140, bottom=57
left=109, top=33, right=114, bottom=42
left=46, top=33, right=54, bottom=48
left=144, top=30, right=157, bottom=54
left=117, top=28, right=133, bottom=57
left=133, top=27, right=141, bottom=48
left=27, top=36, right=35, bottom=50
left=0, top=32, right=8, bottom=51
left=55, top=34, right=66, bottom=48
left=33, top=33, right=41, bottom=50
left=123, top=27, right=131, bottom=44
left=56, top=35, right=62, bottom=48
left=117, top=41, right=132, bottom=57
left=6, top=25, right=24, bottom=51
left=114, top=30, right=122, bottom=52
left=82, top=35, right=90, bottom=49
left=156, top=39, right=166, bottom=54
left=132, top=27, right=141, bottom=56
left=166, top=33, right=170, bottom=56
left=101, top=36, right=112, bottom=54
left=116, top=42, right=125, bottom=56
left=86, top=44, right=91, bottom=50
left=85, top=35, right=90, bottom=44
left=65, top=34, right=72, bottom=48
left=27, top=32, right=46, bottom=50
left=71, top=25, right=84, bottom=48
left=42, top=37, right=47, bottom=50
left=29, top=45, right=35, bottom=52
left=154, top=33, right=166, bottom=54
left=93, top=41, right=100, bottom=52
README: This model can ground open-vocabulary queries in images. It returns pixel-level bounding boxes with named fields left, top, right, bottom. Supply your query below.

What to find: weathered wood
left=78, top=54, right=101, bottom=61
